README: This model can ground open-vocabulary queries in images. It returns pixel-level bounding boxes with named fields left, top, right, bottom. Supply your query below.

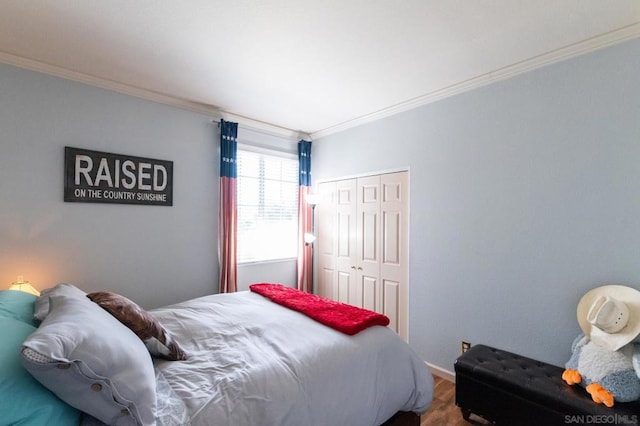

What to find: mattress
left=146, top=290, right=434, bottom=426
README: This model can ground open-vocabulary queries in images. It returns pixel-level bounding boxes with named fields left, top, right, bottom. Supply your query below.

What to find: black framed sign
left=64, top=146, right=173, bottom=206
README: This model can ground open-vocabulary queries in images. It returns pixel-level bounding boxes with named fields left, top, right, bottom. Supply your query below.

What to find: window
left=237, top=146, right=298, bottom=263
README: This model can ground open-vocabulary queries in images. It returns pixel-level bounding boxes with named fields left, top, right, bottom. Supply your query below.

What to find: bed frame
left=381, top=411, right=420, bottom=426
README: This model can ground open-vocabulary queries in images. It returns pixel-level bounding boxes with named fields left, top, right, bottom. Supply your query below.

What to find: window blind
left=237, top=148, right=298, bottom=263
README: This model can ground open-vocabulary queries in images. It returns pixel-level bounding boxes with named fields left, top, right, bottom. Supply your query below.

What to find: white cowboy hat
left=577, top=284, right=640, bottom=351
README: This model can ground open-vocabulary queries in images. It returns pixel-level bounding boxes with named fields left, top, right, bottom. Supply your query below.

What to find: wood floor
left=420, top=375, right=491, bottom=426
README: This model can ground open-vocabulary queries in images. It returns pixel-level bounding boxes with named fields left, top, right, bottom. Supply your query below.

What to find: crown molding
left=0, top=50, right=305, bottom=140
left=0, top=50, right=222, bottom=116
left=2, top=21, right=638, bottom=142
left=311, top=23, right=640, bottom=140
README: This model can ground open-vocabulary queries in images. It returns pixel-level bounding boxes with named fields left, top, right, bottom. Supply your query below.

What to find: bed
left=1, top=283, right=433, bottom=426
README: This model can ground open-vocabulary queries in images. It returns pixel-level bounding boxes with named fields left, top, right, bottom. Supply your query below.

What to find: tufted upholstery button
left=91, top=383, right=102, bottom=392
left=120, top=409, right=129, bottom=415
left=56, top=363, right=71, bottom=370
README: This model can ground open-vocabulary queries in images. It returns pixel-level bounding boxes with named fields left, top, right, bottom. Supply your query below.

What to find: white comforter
left=149, top=291, right=433, bottom=426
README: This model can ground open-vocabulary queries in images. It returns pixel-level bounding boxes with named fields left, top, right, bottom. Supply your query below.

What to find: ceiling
left=0, top=1, right=639, bottom=138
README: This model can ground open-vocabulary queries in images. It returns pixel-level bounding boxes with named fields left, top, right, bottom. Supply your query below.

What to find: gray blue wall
left=313, top=38, right=640, bottom=370
left=0, top=62, right=299, bottom=308
left=2, top=37, right=638, bottom=373
left=0, top=63, right=219, bottom=308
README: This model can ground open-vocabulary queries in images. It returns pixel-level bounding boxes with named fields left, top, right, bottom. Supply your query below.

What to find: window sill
left=238, top=257, right=297, bottom=267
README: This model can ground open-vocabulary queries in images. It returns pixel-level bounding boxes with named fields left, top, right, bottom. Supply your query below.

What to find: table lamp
left=8, top=275, right=40, bottom=296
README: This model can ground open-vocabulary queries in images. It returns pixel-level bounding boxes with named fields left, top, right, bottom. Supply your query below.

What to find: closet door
left=315, top=171, right=408, bottom=341
left=356, top=175, right=381, bottom=313
left=379, top=172, right=408, bottom=339
left=316, top=179, right=358, bottom=304
left=334, top=179, right=358, bottom=305
left=316, top=181, right=336, bottom=300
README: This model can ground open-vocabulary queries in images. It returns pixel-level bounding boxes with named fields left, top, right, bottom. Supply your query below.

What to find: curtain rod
left=209, top=118, right=311, bottom=142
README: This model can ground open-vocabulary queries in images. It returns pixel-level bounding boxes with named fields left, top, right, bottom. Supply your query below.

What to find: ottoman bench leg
left=460, top=407, right=471, bottom=421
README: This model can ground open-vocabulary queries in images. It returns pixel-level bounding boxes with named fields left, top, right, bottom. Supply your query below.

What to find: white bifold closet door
left=316, top=171, right=409, bottom=341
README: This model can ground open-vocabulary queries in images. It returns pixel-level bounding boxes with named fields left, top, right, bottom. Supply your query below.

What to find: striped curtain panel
left=297, top=140, right=313, bottom=293
left=218, top=119, right=238, bottom=293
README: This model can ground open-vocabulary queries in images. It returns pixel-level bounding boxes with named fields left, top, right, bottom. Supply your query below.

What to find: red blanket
left=249, top=283, right=390, bottom=335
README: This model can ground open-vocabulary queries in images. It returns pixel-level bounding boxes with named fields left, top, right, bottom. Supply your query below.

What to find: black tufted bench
left=454, top=344, right=640, bottom=425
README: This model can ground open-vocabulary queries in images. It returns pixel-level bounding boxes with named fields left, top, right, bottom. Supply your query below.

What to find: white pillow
left=21, top=294, right=156, bottom=426
left=33, top=283, right=87, bottom=321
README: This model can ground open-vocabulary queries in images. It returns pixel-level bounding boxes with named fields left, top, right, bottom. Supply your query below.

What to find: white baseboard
left=426, top=362, right=455, bottom=383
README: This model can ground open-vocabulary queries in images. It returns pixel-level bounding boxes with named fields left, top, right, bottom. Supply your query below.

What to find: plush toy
left=562, top=285, right=640, bottom=407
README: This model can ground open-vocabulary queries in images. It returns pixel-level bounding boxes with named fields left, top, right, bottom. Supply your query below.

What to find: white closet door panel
left=318, top=266, right=335, bottom=299
left=337, top=271, right=352, bottom=304
left=337, top=185, right=354, bottom=205
left=383, top=279, right=400, bottom=334
left=361, top=275, right=378, bottom=311
left=361, top=211, right=378, bottom=262
left=337, top=212, right=352, bottom=258
left=382, top=178, right=402, bottom=203
left=361, top=183, right=378, bottom=204
left=382, top=210, right=401, bottom=265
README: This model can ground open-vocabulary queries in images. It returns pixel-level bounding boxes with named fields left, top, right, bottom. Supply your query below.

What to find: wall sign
left=64, top=146, right=173, bottom=206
